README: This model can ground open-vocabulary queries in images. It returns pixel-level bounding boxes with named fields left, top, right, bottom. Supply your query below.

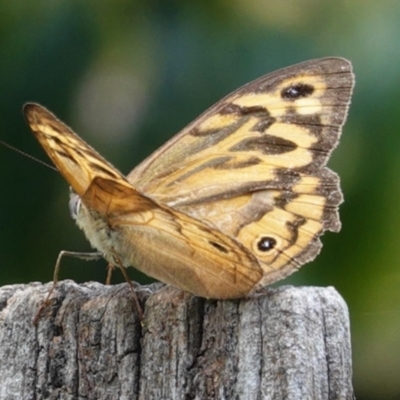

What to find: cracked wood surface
left=0, top=282, right=354, bottom=400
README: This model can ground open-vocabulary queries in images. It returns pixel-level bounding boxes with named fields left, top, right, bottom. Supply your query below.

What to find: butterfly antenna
left=0, top=139, right=58, bottom=172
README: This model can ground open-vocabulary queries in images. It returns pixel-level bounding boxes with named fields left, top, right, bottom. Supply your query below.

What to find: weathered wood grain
left=0, top=282, right=353, bottom=400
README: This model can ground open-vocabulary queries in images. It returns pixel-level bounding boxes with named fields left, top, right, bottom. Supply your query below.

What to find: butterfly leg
left=119, top=265, right=143, bottom=320
left=105, top=263, right=116, bottom=285
left=109, top=252, right=144, bottom=320
left=33, top=250, right=102, bottom=325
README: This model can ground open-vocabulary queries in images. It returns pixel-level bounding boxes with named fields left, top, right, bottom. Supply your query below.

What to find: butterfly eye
left=257, top=237, right=277, bottom=252
left=281, top=83, right=314, bottom=100
left=69, top=194, right=81, bottom=220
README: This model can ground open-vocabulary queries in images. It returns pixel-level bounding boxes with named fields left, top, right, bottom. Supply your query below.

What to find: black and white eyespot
left=281, top=83, right=314, bottom=100
left=256, top=236, right=277, bottom=252
left=69, top=191, right=81, bottom=220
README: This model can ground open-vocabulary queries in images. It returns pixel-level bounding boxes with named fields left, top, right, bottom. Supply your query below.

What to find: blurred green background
left=0, top=1, right=399, bottom=398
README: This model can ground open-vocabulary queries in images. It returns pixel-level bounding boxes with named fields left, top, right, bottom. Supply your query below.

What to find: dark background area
left=0, top=2, right=399, bottom=398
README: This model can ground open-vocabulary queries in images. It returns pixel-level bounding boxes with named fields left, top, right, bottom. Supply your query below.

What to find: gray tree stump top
left=0, top=282, right=353, bottom=400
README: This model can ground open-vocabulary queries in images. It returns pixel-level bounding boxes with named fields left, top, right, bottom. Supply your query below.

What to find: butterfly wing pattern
left=24, top=57, right=354, bottom=299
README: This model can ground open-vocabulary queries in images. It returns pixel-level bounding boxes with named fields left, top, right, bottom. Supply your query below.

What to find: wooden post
left=0, top=281, right=353, bottom=399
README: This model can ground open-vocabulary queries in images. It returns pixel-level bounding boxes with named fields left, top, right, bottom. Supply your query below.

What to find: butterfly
left=24, top=57, right=354, bottom=300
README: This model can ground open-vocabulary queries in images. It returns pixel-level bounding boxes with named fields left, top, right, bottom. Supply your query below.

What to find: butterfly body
left=24, top=57, right=354, bottom=299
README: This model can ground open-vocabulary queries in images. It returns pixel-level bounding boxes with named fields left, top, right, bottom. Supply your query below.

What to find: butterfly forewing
left=128, top=58, right=352, bottom=199
left=24, top=104, right=124, bottom=199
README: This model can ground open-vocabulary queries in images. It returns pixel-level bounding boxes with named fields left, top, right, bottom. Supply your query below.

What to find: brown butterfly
left=24, top=57, right=354, bottom=300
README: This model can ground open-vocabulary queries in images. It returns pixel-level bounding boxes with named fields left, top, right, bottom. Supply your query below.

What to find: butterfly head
left=69, top=188, right=81, bottom=220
